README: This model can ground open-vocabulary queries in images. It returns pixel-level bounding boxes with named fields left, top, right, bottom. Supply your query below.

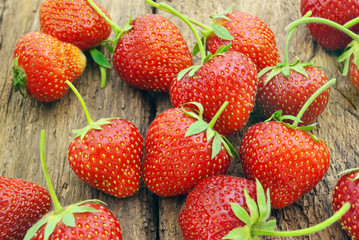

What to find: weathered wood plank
left=1, top=0, right=359, bottom=240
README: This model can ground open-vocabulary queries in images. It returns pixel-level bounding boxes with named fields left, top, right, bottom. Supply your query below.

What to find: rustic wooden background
left=0, top=0, right=358, bottom=239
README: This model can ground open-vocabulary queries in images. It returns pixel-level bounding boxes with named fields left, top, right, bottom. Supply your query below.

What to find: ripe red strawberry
left=40, top=0, right=112, bottom=51
left=300, top=0, right=359, bottom=50
left=0, top=176, right=51, bottom=240
left=257, top=66, right=330, bottom=124
left=332, top=169, right=359, bottom=240
left=239, top=118, right=330, bottom=209
left=12, top=32, right=86, bottom=102
left=170, top=51, right=258, bottom=137
left=179, top=175, right=257, bottom=240
left=66, top=81, right=143, bottom=198
left=112, top=14, right=193, bottom=91
left=348, top=55, right=359, bottom=91
left=143, top=102, right=234, bottom=197
left=206, top=11, right=280, bottom=71
left=24, top=130, right=122, bottom=240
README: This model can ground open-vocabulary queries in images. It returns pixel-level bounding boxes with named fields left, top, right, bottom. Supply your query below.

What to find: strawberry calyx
left=12, top=58, right=27, bottom=97
left=24, top=130, right=102, bottom=240
left=258, top=13, right=319, bottom=83
left=180, top=101, right=238, bottom=159
left=223, top=179, right=350, bottom=240
left=286, top=11, right=359, bottom=77
left=66, top=80, right=113, bottom=140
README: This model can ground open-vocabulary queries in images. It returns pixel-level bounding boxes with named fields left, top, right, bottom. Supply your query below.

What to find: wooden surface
left=0, top=0, right=358, bottom=239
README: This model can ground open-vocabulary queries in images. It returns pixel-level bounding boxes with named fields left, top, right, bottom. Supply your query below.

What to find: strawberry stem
left=292, top=78, right=336, bottom=127
left=40, top=130, right=64, bottom=214
left=208, top=101, right=229, bottom=129
left=286, top=12, right=359, bottom=43
left=86, top=0, right=123, bottom=36
left=66, top=80, right=94, bottom=125
left=145, top=0, right=207, bottom=63
left=253, top=202, right=350, bottom=237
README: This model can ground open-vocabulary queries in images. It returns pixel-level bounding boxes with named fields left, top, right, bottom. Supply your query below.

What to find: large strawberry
left=170, top=50, right=258, bottom=137
left=0, top=176, right=51, bottom=240
left=256, top=23, right=330, bottom=124
left=206, top=11, right=280, bottom=71
left=66, top=81, right=143, bottom=198
left=84, top=0, right=193, bottom=92
left=332, top=168, right=359, bottom=240
left=179, top=175, right=348, bottom=240
left=143, top=102, right=235, bottom=197
left=40, top=0, right=112, bottom=51
left=24, top=130, right=122, bottom=240
left=300, top=0, right=359, bottom=50
left=12, top=32, right=86, bottom=102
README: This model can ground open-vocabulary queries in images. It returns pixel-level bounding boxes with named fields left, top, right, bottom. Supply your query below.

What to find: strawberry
left=332, top=169, right=359, bottom=240
left=112, top=14, right=193, bottom=91
left=24, top=130, right=122, bottom=240
left=300, top=0, right=359, bottom=50
left=206, top=11, right=280, bottom=71
left=39, top=0, right=112, bottom=51
left=0, top=176, right=51, bottom=240
left=257, top=66, right=330, bottom=124
left=179, top=175, right=351, bottom=240
left=143, top=102, right=235, bottom=197
left=170, top=50, right=258, bottom=137
left=178, top=175, right=258, bottom=240
left=66, top=81, right=143, bottom=198
left=12, top=32, right=86, bottom=102
left=348, top=55, right=359, bottom=91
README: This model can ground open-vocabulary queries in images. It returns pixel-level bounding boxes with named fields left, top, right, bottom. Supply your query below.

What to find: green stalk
left=283, top=27, right=296, bottom=66
left=66, top=81, right=94, bottom=125
left=86, top=0, right=122, bottom=35
left=40, top=130, right=64, bottom=215
left=292, top=78, right=336, bottom=127
left=254, top=202, right=350, bottom=237
left=286, top=15, right=359, bottom=43
left=208, top=101, right=229, bottom=129
left=343, top=17, right=359, bottom=29
left=145, top=0, right=207, bottom=63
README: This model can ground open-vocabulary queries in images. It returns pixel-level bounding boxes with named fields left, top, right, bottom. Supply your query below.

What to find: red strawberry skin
left=31, top=203, right=122, bottom=240
left=0, top=176, right=51, bottom=240
left=348, top=55, right=359, bottom=91
left=113, top=14, right=193, bottom=92
left=301, top=0, right=359, bottom=50
left=13, top=32, right=86, bottom=102
left=332, top=170, right=359, bottom=240
left=143, top=108, right=231, bottom=197
left=257, top=66, right=330, bottom=124
left=68, top=119, right=143, bottom=198
left=239, top=121, right=330, bottom=209
left=40, top=0, right=112, bottom=50
left=179, top=175, right=256, bottom=240
left=170, top=51, right=258, bottom=137
left=206, top=11, right=280, bottom=71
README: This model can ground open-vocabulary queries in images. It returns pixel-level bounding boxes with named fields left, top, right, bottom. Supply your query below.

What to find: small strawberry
left=0, top=176, right=51, bottom=240
left=12, top=32, right=86, bottom=102
left=206, top=11, right=281, bottom=71
left=300, top=0, right=359, bottom=50
left=179, top=175, right=350, bottom=240
left=143, top=102, right=236, bottom=197
left=332, top=168, right=359, bottom=240
left=40, top=0, right=112, bottom=51
left=84, top=0, right=193, bottom=92
left=240, top=79, right=335, bottom=209
left=256, top=23, right=330, bottom=124
left=348, top=54, right=359, bottom=91
left=66, top=81, right=143, bottom=198
left=24, top=130, right=122, bottom=240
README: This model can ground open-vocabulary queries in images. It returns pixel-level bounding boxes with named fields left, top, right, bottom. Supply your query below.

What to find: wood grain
left=0, top=0, right=358, bottom=239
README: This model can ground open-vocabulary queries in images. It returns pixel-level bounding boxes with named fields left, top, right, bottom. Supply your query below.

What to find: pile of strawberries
left=2, top=0, right=359, bottom=239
